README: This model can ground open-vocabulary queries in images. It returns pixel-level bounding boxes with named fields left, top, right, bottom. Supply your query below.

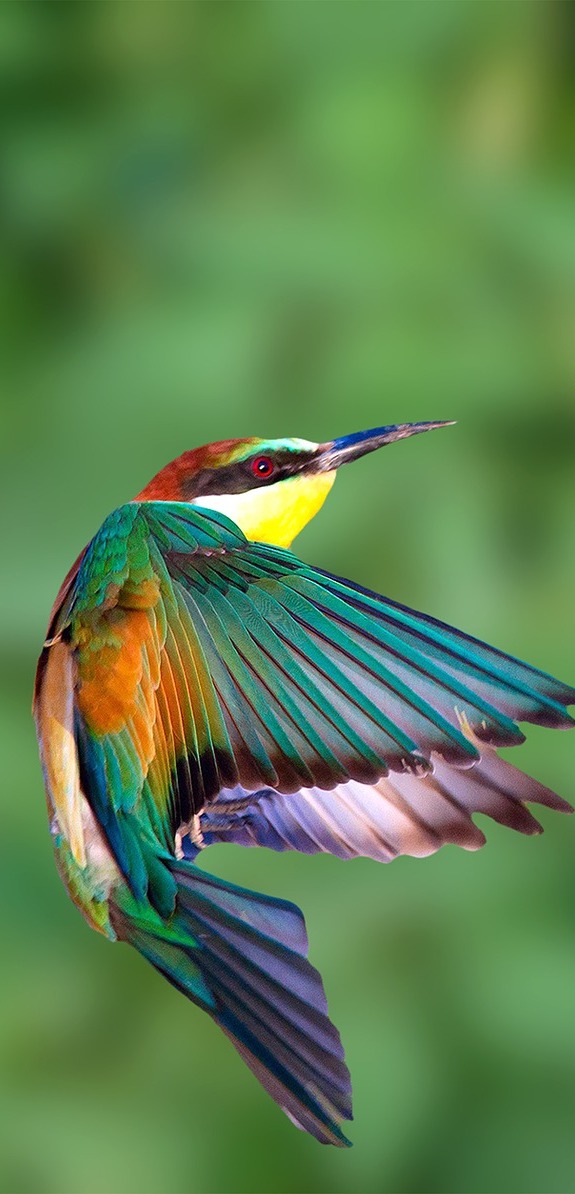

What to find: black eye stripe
left=181, top=449, right=318, bottom=500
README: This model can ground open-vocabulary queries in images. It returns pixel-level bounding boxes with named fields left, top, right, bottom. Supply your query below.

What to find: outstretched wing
left=50, top=500, right=574, bottom=904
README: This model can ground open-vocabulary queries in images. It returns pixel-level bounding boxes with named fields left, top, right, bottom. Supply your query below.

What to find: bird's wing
left=50, top=500, right=574, bottom=901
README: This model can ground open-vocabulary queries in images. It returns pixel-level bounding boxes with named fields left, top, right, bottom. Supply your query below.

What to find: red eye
left=251, top=455, right=274, bottom=479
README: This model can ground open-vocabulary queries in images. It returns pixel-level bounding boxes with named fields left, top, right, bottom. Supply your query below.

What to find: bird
left=34, top=422, right=574, bottom=1147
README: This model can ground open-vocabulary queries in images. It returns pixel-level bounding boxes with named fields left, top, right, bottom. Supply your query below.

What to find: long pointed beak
left=315, top=421, right=455, bottom=471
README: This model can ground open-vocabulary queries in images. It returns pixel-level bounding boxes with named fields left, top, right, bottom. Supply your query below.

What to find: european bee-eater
left=34, top=423, right=574, bottom=1146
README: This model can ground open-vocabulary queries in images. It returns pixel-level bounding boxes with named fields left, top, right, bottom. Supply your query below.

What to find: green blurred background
left=2, top=3, right=575, bottom=1192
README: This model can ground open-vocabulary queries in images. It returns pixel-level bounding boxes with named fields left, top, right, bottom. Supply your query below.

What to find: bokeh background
left=2, top=4, right=575, bottom=1193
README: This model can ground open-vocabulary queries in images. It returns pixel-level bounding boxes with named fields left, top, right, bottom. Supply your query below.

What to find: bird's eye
left=251, top=455, right=275, bottom=480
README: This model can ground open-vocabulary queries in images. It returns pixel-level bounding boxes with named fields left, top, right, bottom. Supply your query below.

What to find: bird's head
left=137, top=422, right=453, bottom=548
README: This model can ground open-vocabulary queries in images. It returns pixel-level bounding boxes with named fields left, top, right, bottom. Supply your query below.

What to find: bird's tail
left=110, top=862, right=352, bottom=1146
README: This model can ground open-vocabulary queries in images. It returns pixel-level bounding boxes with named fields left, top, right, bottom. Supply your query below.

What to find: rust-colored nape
left=135, top=438, right=258, bottom=502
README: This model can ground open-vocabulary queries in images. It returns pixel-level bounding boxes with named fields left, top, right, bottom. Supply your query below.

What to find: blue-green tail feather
left=111, top=862, right=352, bottom=1146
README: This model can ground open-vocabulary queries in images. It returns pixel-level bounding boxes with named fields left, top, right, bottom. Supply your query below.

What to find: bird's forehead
left=232, top=436, right=319, bottom=460
left=189, top=437, right=319, bottom=470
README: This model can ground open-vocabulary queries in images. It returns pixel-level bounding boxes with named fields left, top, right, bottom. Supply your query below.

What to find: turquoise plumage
left=34, top=427, right=574, bottom=1145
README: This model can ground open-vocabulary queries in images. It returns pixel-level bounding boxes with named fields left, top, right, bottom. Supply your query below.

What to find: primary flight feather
left=34, top=423, right=574, bottom=1146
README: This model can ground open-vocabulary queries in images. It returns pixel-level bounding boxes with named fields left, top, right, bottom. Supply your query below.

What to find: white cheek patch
left=192, top=490, right=257, bottom=520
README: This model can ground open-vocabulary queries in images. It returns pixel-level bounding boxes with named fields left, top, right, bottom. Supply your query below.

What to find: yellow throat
left=193, top=470, right=337, bottom=547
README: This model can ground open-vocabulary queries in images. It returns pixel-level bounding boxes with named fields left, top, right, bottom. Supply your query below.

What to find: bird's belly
left=50, top=794, right=120, bottom=939
left=36, top=640, right=120, bottom=937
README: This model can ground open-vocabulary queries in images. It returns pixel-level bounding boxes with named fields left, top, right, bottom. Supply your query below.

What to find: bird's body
left=34, top=424, right=574, bottom=1146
